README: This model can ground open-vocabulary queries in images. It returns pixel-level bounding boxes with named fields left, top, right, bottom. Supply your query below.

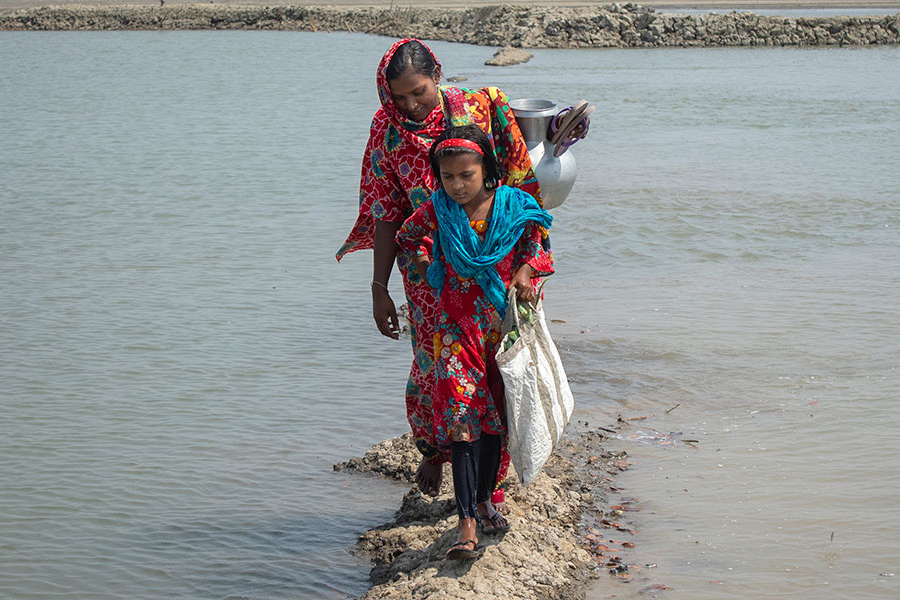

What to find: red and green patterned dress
left=336, top=39, right=545, bottom=489
left=395, top=203, right=553, bottom=449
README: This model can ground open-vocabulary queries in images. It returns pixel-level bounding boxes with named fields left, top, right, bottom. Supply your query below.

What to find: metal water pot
left=509, top=98, right=577, bottom=210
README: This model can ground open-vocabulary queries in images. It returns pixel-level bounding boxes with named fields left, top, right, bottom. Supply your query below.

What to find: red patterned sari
left=336, top=39, right=542, bottom=499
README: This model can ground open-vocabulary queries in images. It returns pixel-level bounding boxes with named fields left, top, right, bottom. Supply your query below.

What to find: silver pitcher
left=509, top=98, right=577, bottom=210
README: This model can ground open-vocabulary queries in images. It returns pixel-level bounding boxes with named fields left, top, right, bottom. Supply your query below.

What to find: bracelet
left=371, top=280, right=390, bottom=292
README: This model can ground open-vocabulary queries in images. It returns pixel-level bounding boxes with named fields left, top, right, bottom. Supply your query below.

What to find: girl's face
left=438, top=152, right=487, bottom=208
left=387, top=69, right=441, bottom=122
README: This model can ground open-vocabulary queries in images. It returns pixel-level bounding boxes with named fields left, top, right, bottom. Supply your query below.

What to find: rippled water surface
left=2, top=32, right=898, bottom=599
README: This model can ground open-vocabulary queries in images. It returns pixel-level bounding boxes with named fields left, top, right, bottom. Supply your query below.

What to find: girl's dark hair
left=429, top=125, right=503, bottom=189
left=385, top=40, right=439, bottom=81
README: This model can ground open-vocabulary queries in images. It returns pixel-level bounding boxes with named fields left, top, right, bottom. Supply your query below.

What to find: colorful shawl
left=427, top=186, right=552, bottom=318
left=335, top=38, right=542, bottom=261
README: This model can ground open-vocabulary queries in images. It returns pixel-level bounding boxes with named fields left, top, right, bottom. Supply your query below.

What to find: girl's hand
left=372, top=285, right=399, bottom=339
left=413, top=254, right=432, bottom=282
left=511, top=265, right=535, bottom=303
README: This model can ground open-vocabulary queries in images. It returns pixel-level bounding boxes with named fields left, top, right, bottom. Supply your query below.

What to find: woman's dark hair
left=385, top=40, right=439, bottom=81
left=429, top=125, right=503, bottom=189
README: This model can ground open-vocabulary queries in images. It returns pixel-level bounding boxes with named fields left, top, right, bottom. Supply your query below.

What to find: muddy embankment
left=2, top=3, right=899, bottom=47
left=333, top=427, right=643, bottom=600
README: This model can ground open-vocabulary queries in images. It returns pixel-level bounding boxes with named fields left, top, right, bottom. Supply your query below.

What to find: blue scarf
left=426, top=185, right=552, bottom=317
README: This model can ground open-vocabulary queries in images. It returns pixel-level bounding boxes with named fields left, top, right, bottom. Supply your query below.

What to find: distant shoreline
left=3, top=3, right=898, bottom=47
left=1, top=0, right=899, bottom=10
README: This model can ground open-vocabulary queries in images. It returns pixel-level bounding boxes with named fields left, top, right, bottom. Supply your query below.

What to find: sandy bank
left=2, top=3, right=899, bottom=47
left=334, top=430, right=638, bottom=599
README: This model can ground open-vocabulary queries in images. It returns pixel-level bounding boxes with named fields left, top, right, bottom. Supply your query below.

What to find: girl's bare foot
left=415, top=458, right=442, bottom=497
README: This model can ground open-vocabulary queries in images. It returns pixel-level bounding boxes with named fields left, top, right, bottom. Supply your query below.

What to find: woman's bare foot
left=491, top=489, right=507, bottom=513
left=415, top=458, right=442, bottom=497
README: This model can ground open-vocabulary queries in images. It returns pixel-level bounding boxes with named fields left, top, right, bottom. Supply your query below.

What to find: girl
left=336, top=39, right=544, bottom=502
left=396, top=125, right=553, bottom=560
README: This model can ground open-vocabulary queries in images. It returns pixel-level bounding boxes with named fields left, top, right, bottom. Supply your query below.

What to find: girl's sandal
left=445, top=539, right=484, bottom=560
left=477, top=508, right=511, bottom=535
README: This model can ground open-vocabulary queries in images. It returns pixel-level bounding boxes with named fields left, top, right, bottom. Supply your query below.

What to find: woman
left=336, top=39, right=544, bottom=522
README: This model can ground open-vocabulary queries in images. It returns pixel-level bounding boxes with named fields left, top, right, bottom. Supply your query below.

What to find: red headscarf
left=337, top=39, right=541, bottom=261
left=374, top=39, right=466, bottom=151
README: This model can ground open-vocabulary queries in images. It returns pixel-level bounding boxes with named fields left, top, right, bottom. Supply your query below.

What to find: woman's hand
left=511, top=264, right=535, bottom=303
left=372, top=284, right=399, bottom=339
left=373, top=220, right=402, bottom=339
left=413, top=254, right=432, bottom=282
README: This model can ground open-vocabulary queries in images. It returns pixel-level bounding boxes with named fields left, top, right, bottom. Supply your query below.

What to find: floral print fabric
left=396, top=202, right=554, bottom=449
left=335, top=40, right=544, bottom=474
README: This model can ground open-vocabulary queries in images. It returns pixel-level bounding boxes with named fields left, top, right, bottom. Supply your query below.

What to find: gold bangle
left=371, top=280, right=390, bottom=291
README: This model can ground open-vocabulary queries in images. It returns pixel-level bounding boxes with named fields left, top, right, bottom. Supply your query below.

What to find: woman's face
left=387, top=69, right=441, bottom=122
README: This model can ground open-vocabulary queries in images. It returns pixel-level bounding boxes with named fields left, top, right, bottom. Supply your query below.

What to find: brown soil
left=3, top=3, right=897, bottom=48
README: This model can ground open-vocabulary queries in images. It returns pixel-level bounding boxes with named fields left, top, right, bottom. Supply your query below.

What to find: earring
left=484, top=180, right=495, bottom=190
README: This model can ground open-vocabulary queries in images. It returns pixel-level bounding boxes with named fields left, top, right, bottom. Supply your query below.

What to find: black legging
left=450, top=434, right=502, bottom=520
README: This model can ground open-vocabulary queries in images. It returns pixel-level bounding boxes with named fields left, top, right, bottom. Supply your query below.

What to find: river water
left=1, top=32, right=898, bottom=600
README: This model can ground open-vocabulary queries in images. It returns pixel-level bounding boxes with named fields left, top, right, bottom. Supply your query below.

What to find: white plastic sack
left=495, top=286, right=574, bottom=485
